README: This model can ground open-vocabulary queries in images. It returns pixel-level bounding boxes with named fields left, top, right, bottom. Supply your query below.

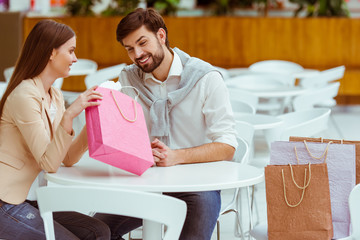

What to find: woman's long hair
left=0, top=19, right=75, bottom=119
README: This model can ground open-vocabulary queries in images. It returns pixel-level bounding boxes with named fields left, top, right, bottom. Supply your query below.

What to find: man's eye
left=140, top=41, right=146, bottom=46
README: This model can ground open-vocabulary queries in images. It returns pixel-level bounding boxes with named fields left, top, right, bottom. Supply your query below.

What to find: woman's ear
left=157, top=28, right=167, bottom=45
left=49, top=49, right=57, bottom=61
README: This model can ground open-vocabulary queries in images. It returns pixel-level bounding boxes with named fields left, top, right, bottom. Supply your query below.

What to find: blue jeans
left=94, top=191, right=221, bottom=240
left=0, top=199, right=110, bottom=240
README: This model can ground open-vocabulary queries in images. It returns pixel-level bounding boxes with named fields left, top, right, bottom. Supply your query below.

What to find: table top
left=227, top=68, right=319, bottom=79
left=246, top=86, right=310, bottom=98
left=234, top=113, right=283, bottom=130
left=46, top=159, right=264, bottom=193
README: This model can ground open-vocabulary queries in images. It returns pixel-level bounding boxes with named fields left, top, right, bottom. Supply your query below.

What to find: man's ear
left=157, top=28, right=167, bottom=45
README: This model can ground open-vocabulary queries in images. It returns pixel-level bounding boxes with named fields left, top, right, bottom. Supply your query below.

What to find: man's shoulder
left=122, top=64, right=145, bottom=79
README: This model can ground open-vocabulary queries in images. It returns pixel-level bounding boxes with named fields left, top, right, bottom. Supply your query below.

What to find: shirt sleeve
left=8, top=89, right=74, bottom=173
left=201, top=71, right=238, bottom=149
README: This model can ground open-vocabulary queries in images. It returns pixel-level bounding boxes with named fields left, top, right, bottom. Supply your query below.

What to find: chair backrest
left=85, top=63, right=126, bottom=89
left=231, top=98, right=256, bottom=114
left=233, top=136, right=250, bottom=164
left=69, top=59, right=98, bottom=76
left=249, top=60, right=304, bottom=76
left=226, top=73, right=293, bottom=90
left=292, top=82, right=340, bottom=111
left=299, top=65, right=345, bottom=88
left=348, top=184, right=360, bottom=239
left=235, top=121, right=255, bottom=164
left=235, top=120, right=255, bottom=147
left=3, top=66, right=14, bottom=83
left=263, top=108, right=331, bottom=148
left=228, top=88, right=259, bottom=110
left=36, top=186, right=186, bottom=240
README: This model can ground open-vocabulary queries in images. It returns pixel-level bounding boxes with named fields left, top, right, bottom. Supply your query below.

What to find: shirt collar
left=144, top=51, right=183, bottom=84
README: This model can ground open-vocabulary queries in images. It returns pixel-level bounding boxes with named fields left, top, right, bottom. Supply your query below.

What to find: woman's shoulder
left=11, top=79, right=41, bottom=98
left=6, top=79, right=43, bottom=108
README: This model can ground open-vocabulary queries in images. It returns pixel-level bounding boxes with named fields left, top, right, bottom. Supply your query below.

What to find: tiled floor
left=212, top=105, right=360, bottom=240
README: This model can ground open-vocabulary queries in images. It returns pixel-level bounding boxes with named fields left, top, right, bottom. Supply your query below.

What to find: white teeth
left=139, top=56, right=149, bottom=63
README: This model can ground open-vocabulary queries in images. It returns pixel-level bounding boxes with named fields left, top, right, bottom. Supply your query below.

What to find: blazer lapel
left=33, top=77, right=53, bottom=139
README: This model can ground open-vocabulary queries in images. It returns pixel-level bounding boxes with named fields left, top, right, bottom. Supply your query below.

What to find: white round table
left=234, top=113, right=283, bottom=130
left=46, top=159, right=264, bottom=240
left=46, top=159, right=264, bottom=192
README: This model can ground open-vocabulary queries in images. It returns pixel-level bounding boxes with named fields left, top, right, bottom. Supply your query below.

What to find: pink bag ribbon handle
left=111, top=90, right=138, bottom=123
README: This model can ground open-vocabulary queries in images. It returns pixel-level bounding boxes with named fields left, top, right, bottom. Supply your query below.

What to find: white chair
left=217, top=121, right=258, bottom=240
left=338, top=184, right=360, bottom=240
left=249, top=60, right=304, bottom=76
left=299, top=66, right=345, bottom=118
left=69, top=59, right=98, bottom=76
left=3, top=66, right=14, bottom=83
left=235, top=121, right=255, bottom=152
left=231, top=98, right=256, bottom=114
left=226, top=73, right=292, bottom=89
left=299, top=65, right=345, bottom=88
left=0, top=67, right=13, bottom=97
left=85, top=63, right=126, bottom=89
left=36, top=186, right=187, bottom=240
left=228, top=88, right=259, bottom=111
left=293, top=82, right=341, bottom=138
left=217, top=136, right=250, bottom=240
left=52, top=78, right=64, bottom=89
left=226, top=73, right=292, bottom=115
left=292, top=82, right=340, bottom=111
left=263, top=108, right=331, bottom=149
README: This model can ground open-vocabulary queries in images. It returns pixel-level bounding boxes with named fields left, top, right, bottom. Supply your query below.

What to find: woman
left=0, top=20, right=110, bottom=239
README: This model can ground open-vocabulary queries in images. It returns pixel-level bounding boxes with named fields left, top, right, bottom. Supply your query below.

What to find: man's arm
left=152, top=138, right=235, bottom=167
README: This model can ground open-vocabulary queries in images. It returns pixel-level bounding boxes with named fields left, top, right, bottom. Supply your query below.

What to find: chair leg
left=234, top=190, right=243, bottom=238
left=250, top=185, right=260, bottom=227
left=234, top=186, right=257, bottom=240
left=234, top=209, right=246, bottom=240
left=248, top=186, right=256, bottom=240
left=329, top=112, right=344, bottom=139
left=218, top=208, right=246, bottom=240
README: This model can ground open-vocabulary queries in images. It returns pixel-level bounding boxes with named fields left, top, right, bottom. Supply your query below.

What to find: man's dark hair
left=116, top=8, right=170, bottom=50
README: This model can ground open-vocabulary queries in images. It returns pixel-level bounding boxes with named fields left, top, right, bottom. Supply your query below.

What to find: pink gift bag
left=270, top=141, right=356, bottom=239
left=85, top=87, right=154, bottom=176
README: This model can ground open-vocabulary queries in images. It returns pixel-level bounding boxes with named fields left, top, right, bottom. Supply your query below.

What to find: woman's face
left=49, top=36, right=77, bottom=78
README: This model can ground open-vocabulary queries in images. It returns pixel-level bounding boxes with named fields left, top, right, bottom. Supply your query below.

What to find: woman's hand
left=61, top=86, right=102, bottom=134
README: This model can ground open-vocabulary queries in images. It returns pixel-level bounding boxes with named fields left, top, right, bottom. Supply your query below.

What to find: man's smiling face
left=123, top=26, right=165, bottom=73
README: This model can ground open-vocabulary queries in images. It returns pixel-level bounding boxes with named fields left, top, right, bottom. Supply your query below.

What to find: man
left=94, top=8, right=238, bottom=240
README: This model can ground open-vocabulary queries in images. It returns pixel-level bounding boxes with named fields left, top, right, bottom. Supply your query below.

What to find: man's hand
left=151, top=138, right=180, bottom=167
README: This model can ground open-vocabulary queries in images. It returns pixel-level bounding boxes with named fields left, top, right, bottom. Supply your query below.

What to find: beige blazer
left=0, top=77, right=88, bottom=204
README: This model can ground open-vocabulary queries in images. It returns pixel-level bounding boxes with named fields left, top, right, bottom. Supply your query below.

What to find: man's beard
left=135, top=43, right=165, bottom=73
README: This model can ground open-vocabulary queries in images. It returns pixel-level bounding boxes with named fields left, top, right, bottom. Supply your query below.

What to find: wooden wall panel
left=23, top=17, right=360, bottom=102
